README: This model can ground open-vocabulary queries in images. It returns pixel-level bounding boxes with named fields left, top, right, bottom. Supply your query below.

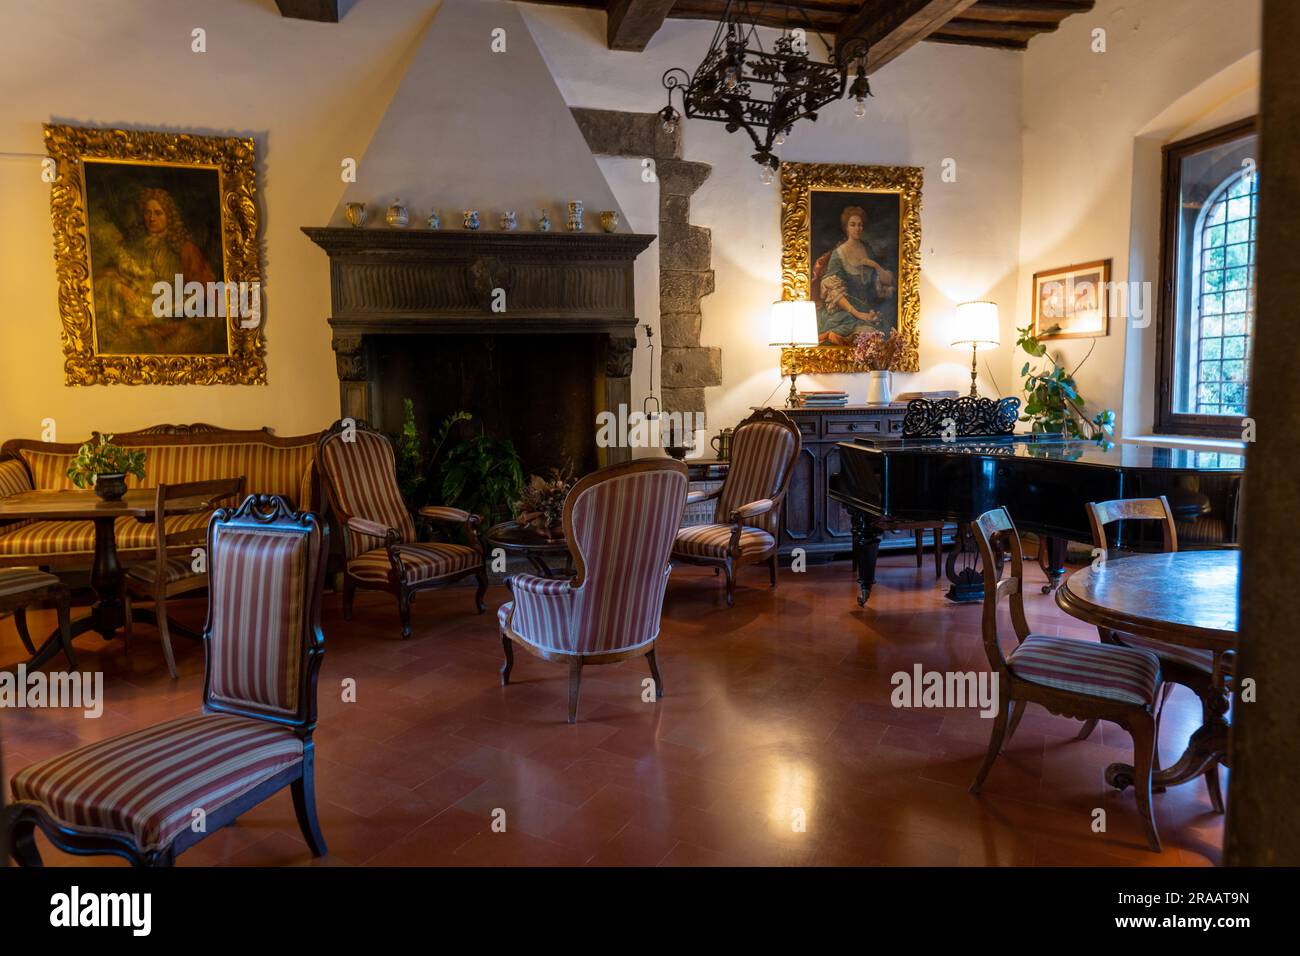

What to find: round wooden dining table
left=0, top=489, right=211, bottom=670
left=1056, top=550, right=1238, bottom=796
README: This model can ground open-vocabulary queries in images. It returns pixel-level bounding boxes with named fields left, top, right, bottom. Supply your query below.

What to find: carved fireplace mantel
left=302, top=227, right=657, bottom=465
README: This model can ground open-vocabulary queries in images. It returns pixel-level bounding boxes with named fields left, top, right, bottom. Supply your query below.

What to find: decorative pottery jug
left=344, top=202, right=367, bottom=228
left=463, top=210, right=481, bottom=231
left=386, top=198, right=409, bottom=228
left=710, top=427, right=734, bottom=461
left=500, top=211, right=517, bottom=231
left=427, top=209, right=441, bottom=230
left=866, top=370, right=893, bottom=405
left=599, top=210, right=620, bottom=233
left=566, top=200, right=583, bottom=232
left=538, top=210, right=552, bottom=232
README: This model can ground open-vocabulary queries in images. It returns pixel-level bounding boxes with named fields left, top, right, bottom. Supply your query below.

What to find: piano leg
left=849, top=509, right=882, bottom=607
left=1038, top=536, right=1068, bottom=593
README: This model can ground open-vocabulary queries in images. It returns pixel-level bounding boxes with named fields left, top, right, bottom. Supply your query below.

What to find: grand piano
left=828, top=400, right=1245, bottom=604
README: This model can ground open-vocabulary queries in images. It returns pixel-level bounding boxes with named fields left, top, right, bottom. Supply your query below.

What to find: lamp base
left=968, top=345, right=979, bottom=399
left=786, top=372, right=800, bottom=408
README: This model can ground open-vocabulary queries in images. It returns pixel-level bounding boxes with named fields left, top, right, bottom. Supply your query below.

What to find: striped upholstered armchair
left=671, top=407, right=801, bottom=606
left=316, top=419, right=487, bottom=639
left=6, top=496, right=329, bottom=866
left=499, top=459, right=688, bottom=723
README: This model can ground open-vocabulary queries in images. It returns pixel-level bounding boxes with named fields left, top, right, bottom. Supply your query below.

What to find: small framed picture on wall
left=1032, top=259, right=1111, bottom=340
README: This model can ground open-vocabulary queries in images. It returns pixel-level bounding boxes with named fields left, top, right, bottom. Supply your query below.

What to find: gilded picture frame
left=45, top=124, right=265, bottom=385
left=1031, top=258, right=1112, bottom=340
left=779, top=162, right=922, bottom=374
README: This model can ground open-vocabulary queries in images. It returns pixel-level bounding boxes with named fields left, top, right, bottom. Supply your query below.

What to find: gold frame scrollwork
left=44, top=124, right=265, bottom=386
left=779, top=162, right=923, bottom=375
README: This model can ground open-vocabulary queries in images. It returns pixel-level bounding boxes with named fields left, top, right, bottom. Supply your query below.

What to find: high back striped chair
left=317, top=419, right=486, bottom=639
left=671, top=407, right=801, bottom=606
left=969, top=508, right=1164, bottom=852
left=6, top=496, right=329, bottom=867
left=499, top=459, right=688, bottom=723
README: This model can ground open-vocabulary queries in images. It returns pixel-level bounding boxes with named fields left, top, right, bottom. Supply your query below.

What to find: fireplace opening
left=369, top=333, right=601, bottom=485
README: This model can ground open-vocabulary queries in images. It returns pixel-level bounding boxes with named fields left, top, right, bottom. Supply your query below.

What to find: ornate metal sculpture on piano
left=829, top=397, right=1245, bottom=604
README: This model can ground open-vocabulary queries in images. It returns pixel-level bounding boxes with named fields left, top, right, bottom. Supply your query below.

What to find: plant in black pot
left=66, top=434, right=147, bottom=501
left=434, top=414, right=524, bottom=526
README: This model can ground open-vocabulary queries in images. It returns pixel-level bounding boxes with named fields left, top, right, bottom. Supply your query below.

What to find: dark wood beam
left=606, top=0, right=678, bottom=50
left=930, top=16, right=1057, bottom=41
left=961, top=0, right=1094, bottom=23
left=274, top=0, right=339, bottom=22
left=926, top=30, right=1028, bottom=49
left=835, top=0, right=982, bottom=73
left=669, top=1, right=844, bottom=32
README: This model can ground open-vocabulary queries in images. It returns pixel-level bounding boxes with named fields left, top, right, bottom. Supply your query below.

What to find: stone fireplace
left=302, top=228, right=655, bottom=473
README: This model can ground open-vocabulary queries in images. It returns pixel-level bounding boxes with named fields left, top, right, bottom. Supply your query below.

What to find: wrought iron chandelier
left=660, top=0, right=872, bottom=183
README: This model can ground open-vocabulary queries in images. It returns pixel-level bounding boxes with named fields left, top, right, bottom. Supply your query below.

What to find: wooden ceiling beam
left=961, top=0, right=1094, bottom=23
left=932, top=16, right=1057, bottom=41
left=274, top=0, right=340, bottom=22
left=834, top=0, right=982, bottom=73
left=606, top=0, right=679, bottom=50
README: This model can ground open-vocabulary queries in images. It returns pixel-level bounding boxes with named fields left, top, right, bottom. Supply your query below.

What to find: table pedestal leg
left=27, top=516, right=126, bottom=669
left=1105, top=673, right=1230, bottom=794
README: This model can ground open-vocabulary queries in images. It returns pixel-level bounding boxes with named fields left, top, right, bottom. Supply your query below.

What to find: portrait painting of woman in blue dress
left=809, top=193, right=901, bottom=346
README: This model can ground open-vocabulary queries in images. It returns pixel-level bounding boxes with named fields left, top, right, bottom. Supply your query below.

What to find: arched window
left=1189, top=168, right=1256, bottom=416
left=1156, top=118, right=1258, bottom=436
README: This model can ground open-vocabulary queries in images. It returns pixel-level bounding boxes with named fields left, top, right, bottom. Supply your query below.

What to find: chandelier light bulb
left=855, top=98, right=867, bottom=118
left=761, top=164, right=774, bottom=185
left=775, top=130, right=785, bottom=146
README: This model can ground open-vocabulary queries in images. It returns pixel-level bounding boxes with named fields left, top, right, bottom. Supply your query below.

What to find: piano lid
left=846, top=433, right=1244, bottom=472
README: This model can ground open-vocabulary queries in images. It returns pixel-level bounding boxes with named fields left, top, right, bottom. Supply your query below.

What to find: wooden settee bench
left=0, top=424, right=321, bottom=570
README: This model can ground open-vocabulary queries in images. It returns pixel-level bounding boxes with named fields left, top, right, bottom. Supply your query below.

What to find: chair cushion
left=126, top=556, right=205, bottom=587
left=674, top=523, right=775, bottom=560
left=0, top=512, right=211, bottom=559
left=1114, top=632, right=1214, bottom=674
left=11, top=713, right=304, bottom=854
left=1008, top=634, right=1161, bottom=706
left=348, top=542, right=479, bottom=584
left=0, top=567, right=61, bottom=598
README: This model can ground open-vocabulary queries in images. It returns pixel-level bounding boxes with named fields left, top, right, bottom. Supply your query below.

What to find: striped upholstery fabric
left=1008, top=634, right=1161, bottom=706
left=206, top=524, right=307, bottom=716
left=11, top=713, right=303, bottom=853
left=1115, top=632, right=1214, bottom=673
left=0, top=511, right=210, bottom=558
left=0, top=566, right=60, bottom=598
left=674, top=523, right=775, bottom=559
left=0, top=459, right=32, bottom=496
left=317, top=430, right=415, bottom=557
left=714, top=421, right=798, bottom=535
left=18, top=441, right=314, bottom=507
left=502, top=468, right=687, bottom=655
left=125, top=555, right=202, bottom=586
left=348, top=542, right=479, bottom=584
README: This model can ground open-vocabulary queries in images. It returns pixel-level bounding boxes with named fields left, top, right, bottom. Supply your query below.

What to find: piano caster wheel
left=1041, top=583, right=1052, bottom=594
left=856, top=585, right=867, bottom=607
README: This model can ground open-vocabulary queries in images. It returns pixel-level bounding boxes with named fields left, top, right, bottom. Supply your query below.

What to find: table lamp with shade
left=770, top=299, right=819, bottom=407
left=950, top=301, right=1000, bottom=398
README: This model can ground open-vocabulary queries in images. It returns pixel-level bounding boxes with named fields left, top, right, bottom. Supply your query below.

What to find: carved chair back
left=316, top=419, right=415, bottom=559
left=1086, top=496, right=1178, bottom=560
left=972, top=508, right=1032, bottom=681
left=715, top=408, right=801, bottom=535
left=150, top=478, right=246, bottom=573
left=564, top=459, right=688, bottom=654
left=201, top=495, right=327, bottom=733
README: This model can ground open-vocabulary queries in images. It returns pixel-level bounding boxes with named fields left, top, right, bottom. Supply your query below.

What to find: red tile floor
left=0, top=552, right=1225, bottom=866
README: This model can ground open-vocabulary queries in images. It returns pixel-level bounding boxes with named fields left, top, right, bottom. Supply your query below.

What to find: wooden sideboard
left=688, top=404, right=946, bottom=561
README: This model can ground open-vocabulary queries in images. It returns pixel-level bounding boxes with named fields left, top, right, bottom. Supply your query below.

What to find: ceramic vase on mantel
left=866, top=370, right=893, bottom=405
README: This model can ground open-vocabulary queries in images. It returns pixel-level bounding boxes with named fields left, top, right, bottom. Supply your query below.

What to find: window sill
left=1123, top=434, right=1246, bottom=452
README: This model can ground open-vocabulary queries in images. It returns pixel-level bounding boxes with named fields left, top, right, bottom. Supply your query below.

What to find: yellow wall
left=0, top=0, right=443, bottom=442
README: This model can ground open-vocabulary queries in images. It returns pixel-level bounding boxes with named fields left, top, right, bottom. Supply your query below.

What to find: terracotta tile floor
left=0, top=553, right=1225, bottom=866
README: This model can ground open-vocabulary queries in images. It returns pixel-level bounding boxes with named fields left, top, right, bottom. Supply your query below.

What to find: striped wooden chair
left=316, top=419, right=487, bottom=639
left=969, top=507, right=1164, bottom=852
left=499, top=459, right=688, bottom=723
left=1080, top=495, right=1225, bottom=812
left=671, top=407, right=801, bottom=606
left=6, top=496, right=329, bottom=867
left=0, top=568, right=74, bottom=668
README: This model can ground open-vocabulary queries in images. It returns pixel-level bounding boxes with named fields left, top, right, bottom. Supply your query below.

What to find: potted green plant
left=1016, top=324, right=1116, bottom=439
left=435, top=415, right=524, bottom=525
left=66, top=434, right=147, bottom=501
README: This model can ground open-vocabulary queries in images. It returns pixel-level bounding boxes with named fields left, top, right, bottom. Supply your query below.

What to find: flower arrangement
left=66, top=434, right=147, bottom=501
left=513, top=466, right=575, bottom=538
left=850, top=328, right=906, bottom=371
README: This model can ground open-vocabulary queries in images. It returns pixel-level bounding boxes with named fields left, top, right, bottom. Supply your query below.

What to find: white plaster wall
left=1015, top=0, right=1262, bottom=437
left=522, top=6, right=1026, bottom=431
